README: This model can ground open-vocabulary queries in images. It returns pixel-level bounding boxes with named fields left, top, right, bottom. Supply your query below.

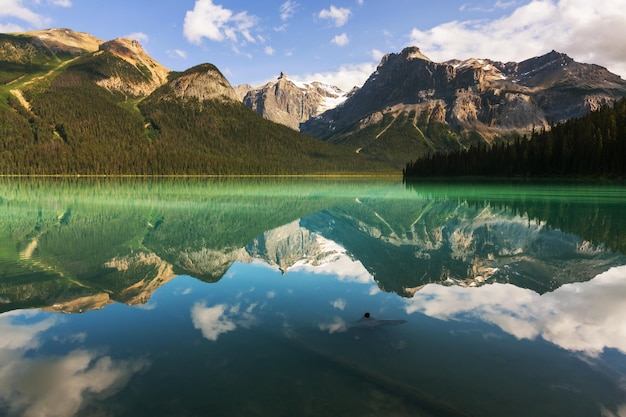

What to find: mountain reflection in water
left=0, top=178, right=625, bottom=417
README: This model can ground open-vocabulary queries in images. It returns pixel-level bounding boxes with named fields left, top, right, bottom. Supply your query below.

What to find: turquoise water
left=0, top=178, right=625, bottom=417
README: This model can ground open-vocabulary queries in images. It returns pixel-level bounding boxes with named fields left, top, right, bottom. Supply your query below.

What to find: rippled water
left=0, top=178, right=625, bottom=417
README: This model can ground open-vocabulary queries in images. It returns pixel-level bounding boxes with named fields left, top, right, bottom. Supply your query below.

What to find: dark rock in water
left=349, top=312, right=407, bottom=328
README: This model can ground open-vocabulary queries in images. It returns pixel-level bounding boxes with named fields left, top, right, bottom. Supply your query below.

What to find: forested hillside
left=0, top=33, right=388, bottom=175
left=404, top=98, right=626, bottom=178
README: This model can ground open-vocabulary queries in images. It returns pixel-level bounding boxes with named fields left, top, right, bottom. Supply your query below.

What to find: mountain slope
left=138, top=64, right=380, bottom=174
left=0, top=29, right=391, bottom=175
left=300, top=47, right=626, bottom=167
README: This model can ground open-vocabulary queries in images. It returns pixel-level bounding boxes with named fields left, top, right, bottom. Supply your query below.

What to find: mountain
left=97, top=37, right=170, bottom=96
left=0, top=28, right=388, bottom=175
left=238, top=72, right=349, bottom=131
left=299, top=47, right=626, bottom=168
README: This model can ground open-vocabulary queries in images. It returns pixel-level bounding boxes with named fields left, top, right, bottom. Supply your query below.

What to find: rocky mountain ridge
left=296, top=46, right=626, bottom=166
left=341, top=47, right=624, bottom=131
left=97, top=37, right=170, bottom=96
left=2, top=27, right=626, bottom=173
left=239, top=72, right=349, bottom=131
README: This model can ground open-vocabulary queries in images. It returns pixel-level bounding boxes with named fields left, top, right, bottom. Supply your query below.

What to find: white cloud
left=404, top=265, right=626, bottom=356
left=0, top=0, right=73, bottom=31
left=279, top=0, right=298, bottom=21
left=370, top=48, right=385, bottom=61
left=125, top=32, right=149, bottom=44
left=0, top=0, right=50, bottom=29
left=183, top=0, right=258, bottom=45
left=167, top=49, right=187, bottom=59
left=292, top=61, right=376, bottom=91
left=331, top=298, right=347, bottom=310
left=318, top=5, right=351, bottom=27
left=408, top=0, right=626, bottom=79
left=331, top=32, right=349, bottom=47
left=264, top=45, right=276, bottom=56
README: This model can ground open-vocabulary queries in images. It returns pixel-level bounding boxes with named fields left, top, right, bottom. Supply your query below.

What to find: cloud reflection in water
left=404, top=265, right=626, bottom=356
left=191, top=299, right=259, bottom=342
left=0, top=311, right=148, bottom=417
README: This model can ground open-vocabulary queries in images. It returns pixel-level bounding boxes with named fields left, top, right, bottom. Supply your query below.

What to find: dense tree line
left=404, top=98, right=626, bottom=178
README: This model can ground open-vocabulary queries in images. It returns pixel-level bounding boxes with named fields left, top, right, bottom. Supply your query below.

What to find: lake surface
left=1, top=177, right=625, bottom=417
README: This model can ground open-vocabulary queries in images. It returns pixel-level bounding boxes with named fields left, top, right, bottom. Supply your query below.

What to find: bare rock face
left=240, top=72, right=347, bottom=131
left=233, top=83, right=253, bottom=101
left=97, top=38, right=170, bottom=96
left=168, top=63, right=238, bottom=102
left=302, top=47, right=626, bottom=141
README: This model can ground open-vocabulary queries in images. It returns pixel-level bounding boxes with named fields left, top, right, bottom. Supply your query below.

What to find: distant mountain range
left=238, top=47, right=626, bottom=167
left=1, top=28, right=625, bottom=174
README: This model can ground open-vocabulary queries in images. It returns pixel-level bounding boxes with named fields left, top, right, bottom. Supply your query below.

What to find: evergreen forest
left=404, top=98, right=626, bottom=178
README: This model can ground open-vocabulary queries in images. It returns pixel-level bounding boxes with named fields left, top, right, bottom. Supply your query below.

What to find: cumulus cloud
left=0, top=0, right=50, bottom=30
left=291, top=61, right=376, bottom=92
left=0, top=0, right=73, bottom=31
left=408, top=0, right=626, bottom=78
left=318, top=5, right=351, bottom=27
left=404, top=265, right=626, bottom=356
left=264, top=45, right=276, bottom=56
left=279, top=0, right=298, bottom=21
left=370, top=48, right=385, bottom=61
left=331, top=32, right=349, bottom=47
left=183, top=0, right=258, bottom=45
left=331, top=298, right=347, bottom=310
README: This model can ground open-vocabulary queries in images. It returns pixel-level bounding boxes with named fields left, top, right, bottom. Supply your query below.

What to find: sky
left=1, top=0, right=625, bottom=91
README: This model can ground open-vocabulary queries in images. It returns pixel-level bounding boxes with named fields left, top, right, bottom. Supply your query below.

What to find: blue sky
left=1, top=0, right=625, bottom=91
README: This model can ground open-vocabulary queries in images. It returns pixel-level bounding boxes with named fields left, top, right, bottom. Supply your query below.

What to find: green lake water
left=0, top=177, right=625, bottom=417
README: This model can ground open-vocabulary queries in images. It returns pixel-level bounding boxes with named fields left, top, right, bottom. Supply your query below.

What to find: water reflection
left=405, top=265, right=626, bottom=355
left=0, top=311, right=148, bottom=417
left=191, top=300, right=259, bottom=342
left=0, top=178, right=625, bottom=417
